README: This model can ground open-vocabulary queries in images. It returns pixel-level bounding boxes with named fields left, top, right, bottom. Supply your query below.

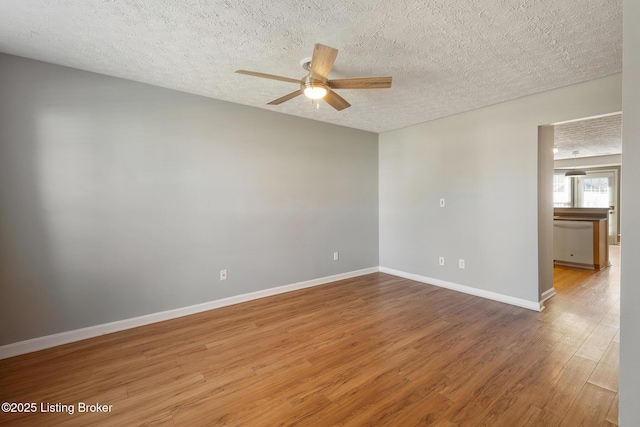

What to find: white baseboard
left=0, top=267, right=379, bottom=360
left=379, top=267, right=543, bottom=312
left=540, top=287, right=556, bottom=303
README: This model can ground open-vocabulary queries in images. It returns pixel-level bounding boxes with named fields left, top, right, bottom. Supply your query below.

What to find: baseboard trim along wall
left=540, top=288, right=557, bottom=303
left=379, top=267, right=544, bottom=312
left=0, top=267, right=379, bottom=360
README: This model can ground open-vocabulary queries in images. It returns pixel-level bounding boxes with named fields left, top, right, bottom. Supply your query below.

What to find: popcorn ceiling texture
left=0, top=0, right=622, bottom=133
left=554, top=114, right=622, bottom=160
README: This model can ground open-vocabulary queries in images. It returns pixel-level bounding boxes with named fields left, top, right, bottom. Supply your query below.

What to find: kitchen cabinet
left=553, top=208, right=609, bottom=270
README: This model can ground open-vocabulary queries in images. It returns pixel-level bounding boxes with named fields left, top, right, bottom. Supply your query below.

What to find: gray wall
left=621, top=0, right=640, bottom=422
left=538, top=125, right=554, bottom=299
left=0, top=54, right=379, bottom=345
left=379, top=75, right=621, bottom=304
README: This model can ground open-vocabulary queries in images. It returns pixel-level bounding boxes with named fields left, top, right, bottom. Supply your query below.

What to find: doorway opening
left=538, top=111, right=622, bottom=423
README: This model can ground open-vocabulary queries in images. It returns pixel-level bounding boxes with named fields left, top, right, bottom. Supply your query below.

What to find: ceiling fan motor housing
left=299, top=57, right=313, bottom=72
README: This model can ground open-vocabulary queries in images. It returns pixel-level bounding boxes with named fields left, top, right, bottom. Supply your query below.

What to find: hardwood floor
left=0, top=248, right=620, bottom=426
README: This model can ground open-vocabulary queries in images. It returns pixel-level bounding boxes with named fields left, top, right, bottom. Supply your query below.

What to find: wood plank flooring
left=0, top=247, right=620, bottom=426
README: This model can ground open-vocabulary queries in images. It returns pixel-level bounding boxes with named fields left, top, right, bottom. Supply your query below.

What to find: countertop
left=554, top=216, right=607, bottom=221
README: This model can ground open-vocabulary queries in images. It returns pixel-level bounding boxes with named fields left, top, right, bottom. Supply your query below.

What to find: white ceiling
left=0, top=0, right=622, bottom=133
left=554, top=114, right=622, bottom=160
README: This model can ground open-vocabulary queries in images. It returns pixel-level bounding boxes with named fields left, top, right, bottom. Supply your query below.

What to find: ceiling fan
left=235, top=43, right=392, bottom=111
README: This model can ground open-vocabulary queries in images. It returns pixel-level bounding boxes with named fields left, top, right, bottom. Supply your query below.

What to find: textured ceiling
left=0, top=0, right=622, bottom=133
left=554, top=114, right=622, bottom=160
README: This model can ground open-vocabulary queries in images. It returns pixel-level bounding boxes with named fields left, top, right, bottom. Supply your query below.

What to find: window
left=553, top=174, right=572, bottom=207
left=581, top=176, right=610, bottom=207
left=554, top=173, right=612, bottom=208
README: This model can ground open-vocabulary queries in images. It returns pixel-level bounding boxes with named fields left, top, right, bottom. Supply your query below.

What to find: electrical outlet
left=440, top=198, right=445, bottom=208
left=333, top=252, right=339, bottom=261
left=439, top=256, right=445, bottom=266
left=459, top=259, right=465, bottom=269
left=220, top=269, right=227, bottom=280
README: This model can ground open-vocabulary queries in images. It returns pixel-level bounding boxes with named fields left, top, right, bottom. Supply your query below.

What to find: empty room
left=1, top=1, right=639, bottom=426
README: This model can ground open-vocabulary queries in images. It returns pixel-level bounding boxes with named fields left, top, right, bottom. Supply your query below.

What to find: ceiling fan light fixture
left=236, top=43, right=390, bottom=110
left=303, top=85, right=327, bottom=99
left=302, top=77, right=328, bottom=99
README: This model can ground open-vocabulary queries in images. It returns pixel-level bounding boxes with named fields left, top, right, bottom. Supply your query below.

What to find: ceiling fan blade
left=323, top=90, right=351, bottom=111
left=309, top=44, right=338, bottom=81
left=328, top=76, right=392, bottom=89
left=267, top=89, right=304, bottom=105
left=235, top=70, right=300, bottom=84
